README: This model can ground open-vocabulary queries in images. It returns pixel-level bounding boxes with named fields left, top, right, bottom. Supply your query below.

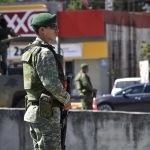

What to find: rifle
left=61, top=109, right=68, bottom=150
left=0, top=36, right=22, bottom=44
left=57, top=36, right=72, bottom=150
left=61, top=75, right=72, bottom=150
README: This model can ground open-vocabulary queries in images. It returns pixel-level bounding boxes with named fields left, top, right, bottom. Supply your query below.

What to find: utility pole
left=57, top=36, right=61, bottom=54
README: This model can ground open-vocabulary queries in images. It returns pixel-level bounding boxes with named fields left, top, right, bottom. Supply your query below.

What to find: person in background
left=75, top=63, right=94, bottom=109
left=22, top=13, right=71, bottom=150
left=0, top=13, right=17, bottom=74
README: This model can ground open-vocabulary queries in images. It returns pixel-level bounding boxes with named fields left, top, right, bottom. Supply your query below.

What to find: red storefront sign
left=0, top=5, right=48, bottom=36
left=58, top=10, right=105, bottom=38
left=0, top=6, right=105, bottom=38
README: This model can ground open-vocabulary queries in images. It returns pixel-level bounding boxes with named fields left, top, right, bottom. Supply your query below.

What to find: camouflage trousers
left=81, top=95, right=93, bottom=110
left=29, top=107, right=61, bottom=150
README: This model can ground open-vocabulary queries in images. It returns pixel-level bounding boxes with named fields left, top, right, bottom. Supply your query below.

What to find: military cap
left=31, top=13, right=56, bottom=27
left=80, top=63, right=88, bottom=68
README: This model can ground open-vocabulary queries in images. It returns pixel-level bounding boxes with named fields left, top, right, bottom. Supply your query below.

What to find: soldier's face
left=39, top=26, right=58, bottom=42
left=82, top=67, right=89, bottom=73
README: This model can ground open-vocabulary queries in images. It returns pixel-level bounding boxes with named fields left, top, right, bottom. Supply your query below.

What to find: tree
left=113, top=0, right=150, bottom=11
left=67, top=0, right=104, bottom=10
left=67, top=0, right=82, bottom=10
left=0, top=0, right=17, bottom=3
left=90, top=0, right=105, bottom=10
left=140, top=41, right=150, bottom=60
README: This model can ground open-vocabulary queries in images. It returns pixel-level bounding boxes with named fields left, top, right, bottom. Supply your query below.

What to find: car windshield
left=115, top=81, right=140, bottom=89
left=116, top=85, right=144, bottom=96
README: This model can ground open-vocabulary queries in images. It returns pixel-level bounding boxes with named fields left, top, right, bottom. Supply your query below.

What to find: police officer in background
left=0, top=13, right=17, bottom=74
left=22, top=13, right=71, bottom=150
left=75, top=63, right=94, bottom=109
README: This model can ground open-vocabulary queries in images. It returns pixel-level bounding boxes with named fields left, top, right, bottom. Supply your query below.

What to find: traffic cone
left=92, top=97, right=97, bottom=110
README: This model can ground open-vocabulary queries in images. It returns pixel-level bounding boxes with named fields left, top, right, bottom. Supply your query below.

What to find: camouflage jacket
left=75, top=71, right=93, bottom=95
left=22, top=38, right=70, bottom=122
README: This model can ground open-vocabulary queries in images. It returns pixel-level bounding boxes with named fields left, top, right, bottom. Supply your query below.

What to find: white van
left=111, top=77, right=141, bottom=96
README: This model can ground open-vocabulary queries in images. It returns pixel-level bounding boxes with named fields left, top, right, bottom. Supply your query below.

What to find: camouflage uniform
left=0, top=13, right=17, bottom=74
left=22, top=37, right=70, bottom=150
left=75, top=67, right=93, bottom=109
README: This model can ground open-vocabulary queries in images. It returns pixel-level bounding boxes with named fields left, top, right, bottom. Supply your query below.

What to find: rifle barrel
left=0, top=36, right=22, bottom=44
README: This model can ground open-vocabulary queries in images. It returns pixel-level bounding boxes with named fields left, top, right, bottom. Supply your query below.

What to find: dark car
left=97, top=83, right=150, bottom=112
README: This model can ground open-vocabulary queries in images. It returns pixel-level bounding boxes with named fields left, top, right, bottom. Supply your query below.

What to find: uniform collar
left=33, top=37, right=55, bottom=50
left=34, top=37, right=46, bottom=45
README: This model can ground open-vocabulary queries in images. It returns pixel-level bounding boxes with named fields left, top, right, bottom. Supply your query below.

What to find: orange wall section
left=82, top=42, right=108, bottom=59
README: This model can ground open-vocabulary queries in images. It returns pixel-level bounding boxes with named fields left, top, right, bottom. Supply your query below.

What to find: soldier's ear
left=38, top=27, right=46, bottom=35
left=39, top=27, right=44, bottom=32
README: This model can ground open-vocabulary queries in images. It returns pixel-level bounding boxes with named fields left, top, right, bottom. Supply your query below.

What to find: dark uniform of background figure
left=75, top=63, right=94, bottom=109
left=0, top=13, right=17, bottom=75
left=22, top=13, right=71, bottom=150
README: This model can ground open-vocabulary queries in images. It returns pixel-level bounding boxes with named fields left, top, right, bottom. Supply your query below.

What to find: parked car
left=97, top=83, right=150, bottom=112
left=111, top=77, right=141, bottom=96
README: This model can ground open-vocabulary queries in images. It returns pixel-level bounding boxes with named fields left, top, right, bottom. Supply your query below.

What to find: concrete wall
left=1, top=109, right=150, bottom=150
left=0, top=108, right=33, bottom=150
left=66, top=110, right=150, bottom=150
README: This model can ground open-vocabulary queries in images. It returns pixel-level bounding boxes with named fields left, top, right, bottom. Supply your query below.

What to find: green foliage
left=0, top=0, right=17, bottom=3
left=67, top=0, right=82, bottom=10
left=140, top=41, right=150, bottom=60
left=66, top=0, right=148, bottom=11
left=67, top=0, right=105, bottom=10
left=108, top=68, right=121, bottom=79
left=113, top=0, right=145, bottom=11
left=90, top=1, right=105, bottom=10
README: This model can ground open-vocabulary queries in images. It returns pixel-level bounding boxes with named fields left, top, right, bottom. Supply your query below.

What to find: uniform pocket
left=39, top=100, right=52, bottom=120
left=51, top=107, right=61, bottom=124
left=24, top=105, right=40, bottom=123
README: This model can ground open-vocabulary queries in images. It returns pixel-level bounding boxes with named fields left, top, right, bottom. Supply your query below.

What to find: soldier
left=75, top=63, right=94, bottom=109
left=0, top=13, right=17, bottom=74
left=22, top=13, right=71, bottom=150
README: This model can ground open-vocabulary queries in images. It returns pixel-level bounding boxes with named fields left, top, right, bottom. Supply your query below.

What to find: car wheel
left=98, top=104, right=112, bottom=111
